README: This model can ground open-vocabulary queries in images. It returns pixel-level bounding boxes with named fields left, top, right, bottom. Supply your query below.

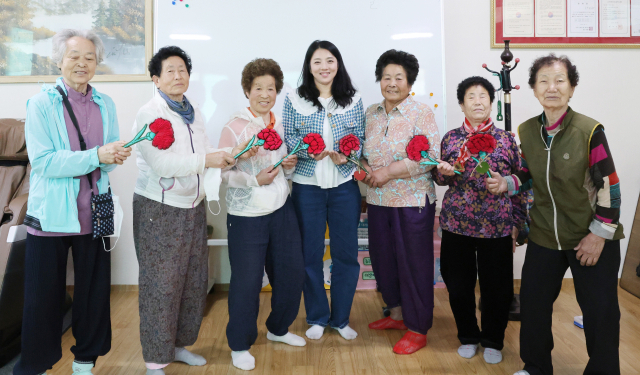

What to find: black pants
left=14, top=233, right=112, bottom=375
left=440, top=230, right=513, bottom=350
left=520, top=240, right=621, bottom=375
left=226, top=198, right=304, bottom=352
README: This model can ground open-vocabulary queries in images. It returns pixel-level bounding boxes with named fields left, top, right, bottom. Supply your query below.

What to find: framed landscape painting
left=0, top=0, right=153, bottom=83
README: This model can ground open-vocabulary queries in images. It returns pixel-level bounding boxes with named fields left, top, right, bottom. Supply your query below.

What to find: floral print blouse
left=432, top=124, right=526, bottom=238
left=363, top=95, right=440, bottom=207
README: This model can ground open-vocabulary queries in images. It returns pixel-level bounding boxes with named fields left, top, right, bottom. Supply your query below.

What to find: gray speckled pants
left=133, top=194, right=208, bottom=364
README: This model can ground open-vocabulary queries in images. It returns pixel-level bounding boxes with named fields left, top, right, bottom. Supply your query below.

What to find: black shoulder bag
left=56, top=86, right=114, bottom=239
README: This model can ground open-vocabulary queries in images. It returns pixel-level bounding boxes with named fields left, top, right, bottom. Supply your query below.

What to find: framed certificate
left=492, top=0, right=640, bottom=48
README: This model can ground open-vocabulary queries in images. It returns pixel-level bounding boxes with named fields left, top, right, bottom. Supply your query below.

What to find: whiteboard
left=154, top=0, right=446, bottom=147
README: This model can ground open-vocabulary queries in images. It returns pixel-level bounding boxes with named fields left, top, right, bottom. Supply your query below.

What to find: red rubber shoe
left=368, top=317, right=408, bottom=330
left=393, top=331, right=427, bottom=354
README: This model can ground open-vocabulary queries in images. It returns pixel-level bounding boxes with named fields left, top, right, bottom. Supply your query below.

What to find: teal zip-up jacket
left=24, top=77, right=120, bottom=233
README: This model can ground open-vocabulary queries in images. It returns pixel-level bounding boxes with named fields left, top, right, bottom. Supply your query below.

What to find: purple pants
left=367, top=203, right=436, bottom=334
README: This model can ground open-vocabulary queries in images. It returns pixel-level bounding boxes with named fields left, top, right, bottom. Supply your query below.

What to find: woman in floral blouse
left=433, top=76, right=526, bottom=365
left=362, top=50, right=440, bottom=355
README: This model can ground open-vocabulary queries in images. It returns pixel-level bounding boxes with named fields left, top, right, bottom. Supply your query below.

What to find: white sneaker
left=514, top=371, right=530, bottom=375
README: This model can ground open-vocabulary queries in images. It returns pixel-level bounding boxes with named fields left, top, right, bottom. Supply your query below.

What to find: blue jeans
left=291, top=180, right=361, bottom=329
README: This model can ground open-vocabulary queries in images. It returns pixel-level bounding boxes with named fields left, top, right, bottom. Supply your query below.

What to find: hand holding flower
left=486, top=170, right=508, bottom=195
left=311, top=150, right=332, bottom=161
left=369, top=167, right=391, bottom=188
left=281, top=155, right=298, bottom=170
left=206, top=151, right=235, bottom=168
left=256, top=165, right=280, bottom=186
left=436, top=158, right=456, bottom=176
left=329, top=151, right=349, bottom=165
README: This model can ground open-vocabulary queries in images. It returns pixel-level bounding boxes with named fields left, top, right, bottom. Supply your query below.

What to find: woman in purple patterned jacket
left=432, top=76, right=526, bottom=365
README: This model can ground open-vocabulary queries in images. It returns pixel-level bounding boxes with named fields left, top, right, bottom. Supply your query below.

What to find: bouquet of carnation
left=302, top=133, right=326, bottom=154
left=125, top=118, right=175, bottom=150
left=233, top=128, right=284, bottom=159
left=467, top=133, right=496, bottom=177
left=339, top=134, right=368, bottom=180
left=257, top=128, right=283, bottom=151
left=407, top=135, right=460, bottom=174
left=272, top=132, right=325, bottom=169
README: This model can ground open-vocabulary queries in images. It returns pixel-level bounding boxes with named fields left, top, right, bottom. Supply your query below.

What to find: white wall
left=2, top=0, right=639, bottom=284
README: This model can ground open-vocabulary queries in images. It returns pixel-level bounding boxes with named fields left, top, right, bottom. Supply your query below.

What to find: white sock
left=231, top=350, right=255, bottom=371
left=266, top=331, right=306, bottom=346
left=146, top=370, right=165, bottom=375
left=72, top=361, right=94, bottom=374
left=513, top=371, right=530, bottom=375
left=335, top=325, right=358, bottom=340
left=174, top=347, right=206, bottom=366
left=305, top=325, right=325, bottom=340
left=484, top=348, right=503, bottom=364
left=457, top=344, right=479, bottom=359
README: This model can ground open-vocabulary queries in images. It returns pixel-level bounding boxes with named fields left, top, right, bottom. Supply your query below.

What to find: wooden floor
left=51, top=284, right=640, bottom=375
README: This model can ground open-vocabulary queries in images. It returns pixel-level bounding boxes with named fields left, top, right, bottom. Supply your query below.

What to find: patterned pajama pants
left=133, top=194, right=208, bottom=364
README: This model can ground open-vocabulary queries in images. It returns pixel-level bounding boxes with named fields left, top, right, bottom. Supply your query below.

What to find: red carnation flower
left=339, top=134, right=360, bottom=156
left=303, top=133, right=326, bottom=154
left=406, top=135, right=430, bottom=161
left=467, top=133, right=496, bottom=155
left=149, top=118, right=174, bottom=150
left=257, top=128, right=282, bottom=151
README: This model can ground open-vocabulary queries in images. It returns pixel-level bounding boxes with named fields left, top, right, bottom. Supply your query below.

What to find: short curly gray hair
left=52, top=29, right=105, bottom=65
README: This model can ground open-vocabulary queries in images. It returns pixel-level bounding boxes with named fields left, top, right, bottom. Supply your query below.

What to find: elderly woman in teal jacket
left=16, top=29, right=130, bottom=375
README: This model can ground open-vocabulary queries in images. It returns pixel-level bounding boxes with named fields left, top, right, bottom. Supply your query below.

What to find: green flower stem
left=479, top=152, right=492, bottom=178
left=233, top=135, right=265, bottom=160
left=420, top=150, right=460, bottom=174
left=273, top=140, right=308, bottom=170
left=346, top=152, right=369, bottom=175
left=124, top=123, right=156, bottom=148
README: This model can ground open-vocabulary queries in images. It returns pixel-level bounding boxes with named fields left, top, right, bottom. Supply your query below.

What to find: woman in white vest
left=218, top=58, right=304, bottom=371
left=131, top=46, right=255, bottom=375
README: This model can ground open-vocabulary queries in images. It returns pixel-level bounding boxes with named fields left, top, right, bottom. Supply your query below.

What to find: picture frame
left=0, top=0, right=153, bottom=83
left=491, top=0, right=640, bottom=49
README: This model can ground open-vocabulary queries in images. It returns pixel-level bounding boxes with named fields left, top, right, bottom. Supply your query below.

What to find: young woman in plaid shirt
left=283, top=40, right=365, bottom=342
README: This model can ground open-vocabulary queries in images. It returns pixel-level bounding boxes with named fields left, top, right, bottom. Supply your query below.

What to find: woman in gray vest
left=487, top=54, right=623, bottom=375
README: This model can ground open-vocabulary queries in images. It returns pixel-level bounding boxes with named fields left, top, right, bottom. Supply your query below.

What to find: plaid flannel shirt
left=282, top=93, right=365, bottom=178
